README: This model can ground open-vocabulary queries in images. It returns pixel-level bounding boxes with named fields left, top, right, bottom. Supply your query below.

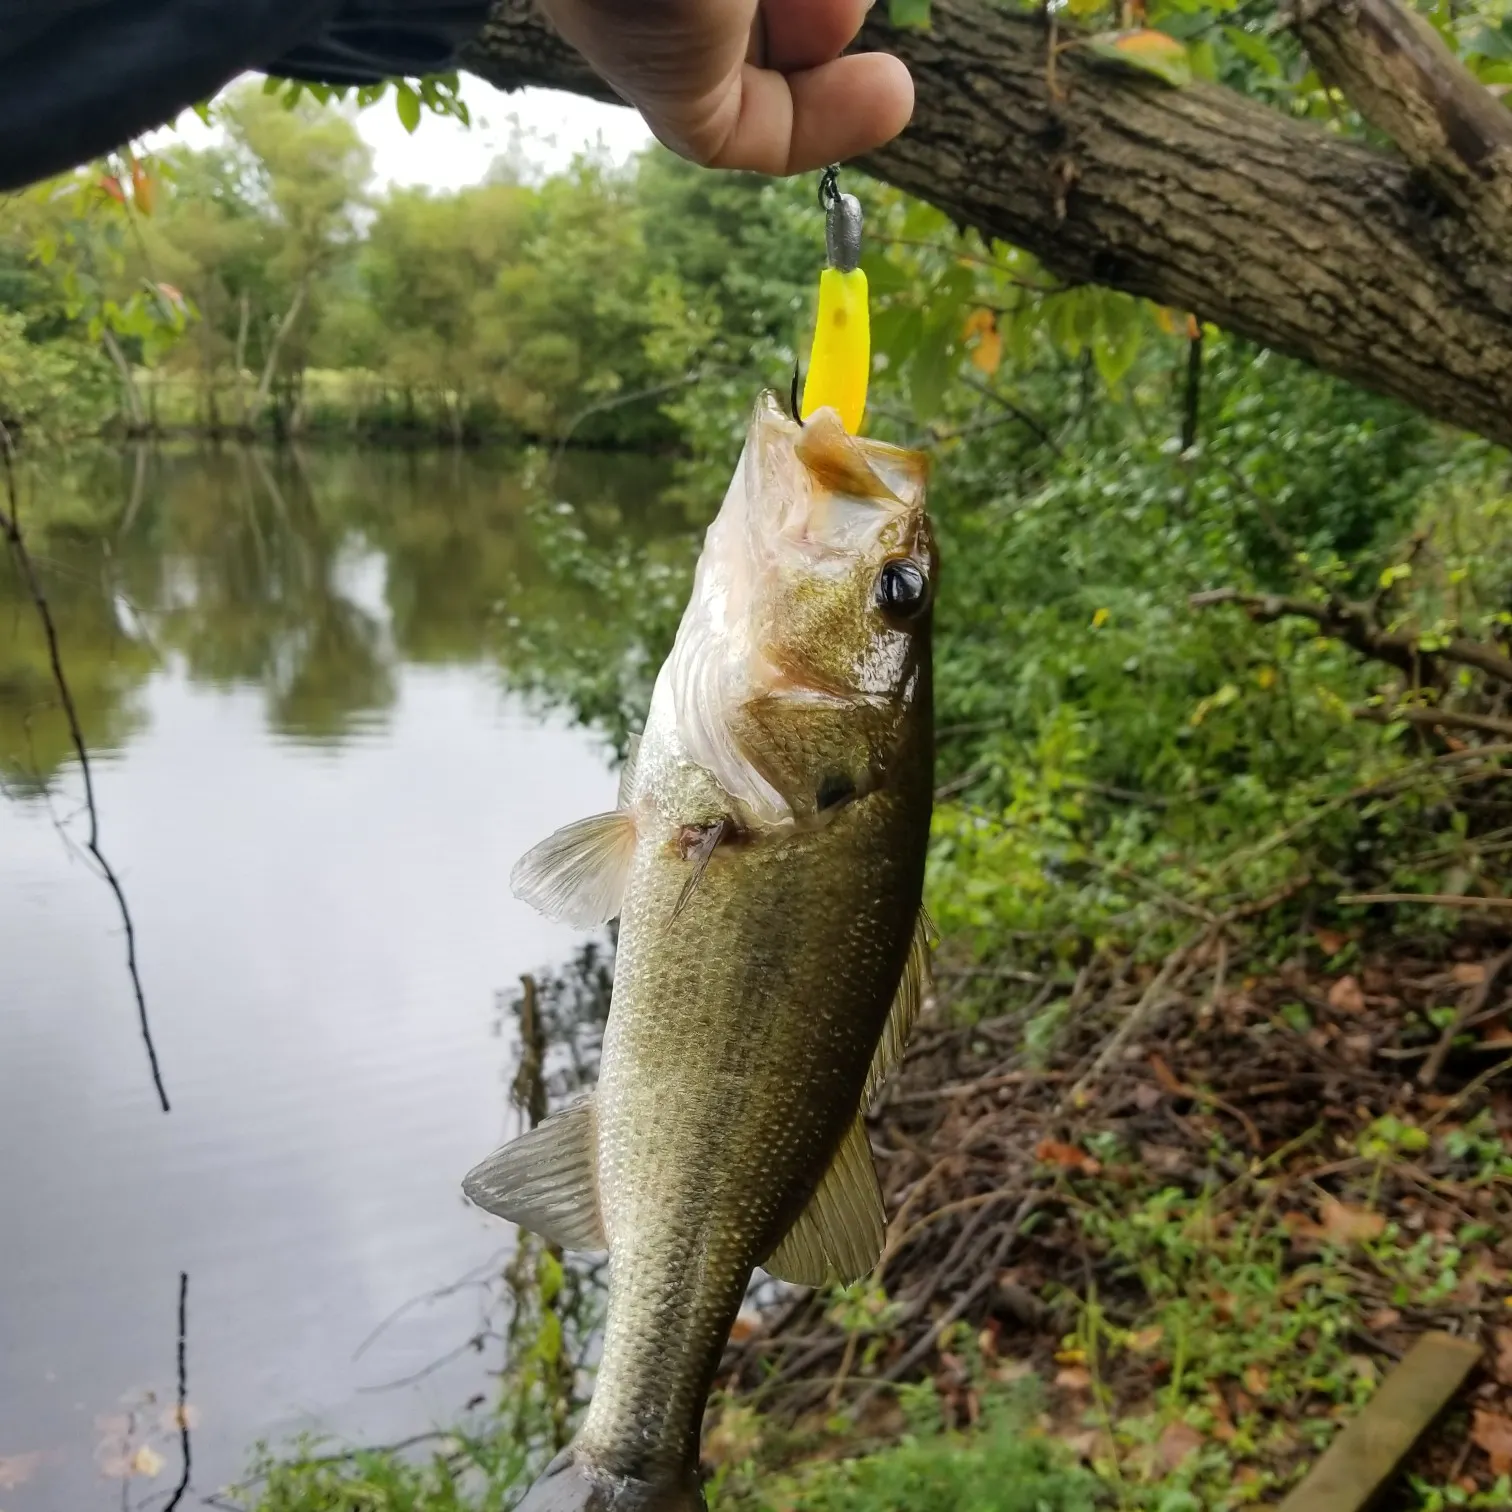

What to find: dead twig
left=1419, top=948, right=1512, bottom=1086
left=0, top=424, right=169, bottom=1112
left=164, top=1271, right=191, bottom=1512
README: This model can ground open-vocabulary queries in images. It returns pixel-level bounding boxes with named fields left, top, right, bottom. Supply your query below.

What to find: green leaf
left=395, top=83, right=422, bottom=134
left=1222, top=24, right=1283, bottom=75
left=909, top=320, right=953, bottom=421
left=1086, top=29, right=1193, bottom=87
left=1093, top=304, right=1144, bottom=387
left=889, top=0, right=931, bottom=28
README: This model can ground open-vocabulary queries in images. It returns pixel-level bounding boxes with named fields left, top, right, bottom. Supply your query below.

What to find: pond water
left=0, top=446, right=680, bottom=1511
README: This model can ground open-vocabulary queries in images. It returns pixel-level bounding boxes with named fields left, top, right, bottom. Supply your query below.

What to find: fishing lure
left=800, top=166, right=870, bottom=435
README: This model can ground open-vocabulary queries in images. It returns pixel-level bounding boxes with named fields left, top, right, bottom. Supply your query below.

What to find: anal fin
left=462, top=1095, right=606, bottom=1250
left=510, top=810, right=638, bottom=927
left=762, top=1115, right=884, bottom=1288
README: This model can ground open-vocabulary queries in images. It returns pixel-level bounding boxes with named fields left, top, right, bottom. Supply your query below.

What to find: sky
left=147, top=75, right=654, bottom=191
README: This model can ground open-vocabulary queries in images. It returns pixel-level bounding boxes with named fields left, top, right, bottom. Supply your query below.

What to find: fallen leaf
left=728, top=1313, right=761, bottom=1344
left=159, top=1403, right=201, bottom=1433
left=1035, top=1139, right=1101, bottom=1175
left=1319, top=1198, right=1385, bottom=1246
left=1453, top=962, right=1488, bottom=986
left=1366, top=1307, right=1402, bottom=1331
left=1055, top=1365, right=1093, bottom=1391
left=1328, top=975, right=1367, bottom=1015
left=1156, top=1420, right=1204, bottom=1472
left=1149, top=1053, right=1186, bottom=1095
left=1473, top=1408, right=1512, bottom=1474
left=129, top=1445, right=165, bottom=1478
left=0, top=1452, right=43, bottom=1490
left=991, top=1358, right=1035, bottom=1385
left=1139, top=1142, right=1188, bottom=1174
left=1314, top=928, right=1347, bottom=956
left=1128, top=1325, right=1165, bottom=1354
left=1243, top=1364, right=1270, bottom=1396
left=1494, top=1329, right=1512, bottom=1385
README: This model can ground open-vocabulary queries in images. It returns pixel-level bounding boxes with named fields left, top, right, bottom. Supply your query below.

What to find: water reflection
left=0, top=443, right=674, bottom=1512
left=1, top=443, right=687, bottom=785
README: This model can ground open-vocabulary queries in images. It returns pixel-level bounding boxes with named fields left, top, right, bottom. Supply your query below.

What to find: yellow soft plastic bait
left=801, top=267, right=870, bottom=436
left=800, top=173, right=869, bottom=436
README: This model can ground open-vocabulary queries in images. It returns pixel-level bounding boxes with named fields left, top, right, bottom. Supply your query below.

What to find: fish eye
left=875, top=559, right=930, bottom=619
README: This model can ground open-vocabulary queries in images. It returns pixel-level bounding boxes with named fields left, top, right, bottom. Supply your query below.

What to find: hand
left=535, top=0, right=914, bottom=175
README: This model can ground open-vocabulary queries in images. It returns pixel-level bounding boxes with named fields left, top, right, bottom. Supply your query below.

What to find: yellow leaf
left=129, top=1445, right=165, bottom=1478
left=1256, top=666, right=1276, bottom=689
left=962, top=306, right=995, bottom=340
left=972, top=326, right=1003, bottom=375
left=1092, top=607, right=1110, bottom=628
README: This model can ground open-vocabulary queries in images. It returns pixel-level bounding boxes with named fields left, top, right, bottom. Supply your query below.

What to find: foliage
left=718, top=1389, right=1101, bottom=1512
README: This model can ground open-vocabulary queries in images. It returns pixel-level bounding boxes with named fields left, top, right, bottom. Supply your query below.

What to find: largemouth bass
left=464, top=392, right=935, bottom=1512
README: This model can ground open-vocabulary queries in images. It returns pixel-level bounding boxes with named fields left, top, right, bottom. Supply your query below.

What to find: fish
left=463, top=392, right=936, bottom=1512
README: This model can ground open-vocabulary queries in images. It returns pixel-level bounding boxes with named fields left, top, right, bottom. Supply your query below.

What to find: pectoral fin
left=462, top=1095, right=606, bottom=1250
left=762, top=1115, right=884, bottom=1288
left=863, top=906, right=935, bottom=1107
left=510, top=810, right=638, bottom=927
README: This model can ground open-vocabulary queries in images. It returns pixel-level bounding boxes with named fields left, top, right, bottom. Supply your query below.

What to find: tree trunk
left=463, top=0, right=1512, bottom=447
left=100, top=327, right=146, bottom=434
left=233, top=291, right=252, bottom=435
left=255, top=278, right=308, bottom=427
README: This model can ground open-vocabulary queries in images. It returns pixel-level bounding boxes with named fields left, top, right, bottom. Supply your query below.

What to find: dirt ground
left=718, top=920, right=1512, bottom=1507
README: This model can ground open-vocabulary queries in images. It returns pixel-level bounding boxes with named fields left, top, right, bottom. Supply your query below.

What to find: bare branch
left=0, top=427, right=170, bottom=1112
left=164, top=1272, right=191, bottom=1512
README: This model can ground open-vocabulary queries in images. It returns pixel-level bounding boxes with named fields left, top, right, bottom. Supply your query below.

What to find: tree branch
left=464, top=0, right=1512, bottom=446
left=0, top=427, right=170, bottom=1112
left=1189, top=586, right=1512, bottom=686
left=1289, top=0, right=1512, bottom=244
left=1354, top=704, right=1512, bottom=740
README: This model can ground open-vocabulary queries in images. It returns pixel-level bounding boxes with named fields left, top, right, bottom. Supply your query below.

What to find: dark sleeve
left=0, top=0, right=494, bottom=193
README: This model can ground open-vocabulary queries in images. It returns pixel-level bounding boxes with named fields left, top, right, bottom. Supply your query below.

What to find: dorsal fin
left=794, top=408, right=899, bottom=502
left=617, top=733, right=641, bottom=809
left=863, top=907, right=935, bottom=1107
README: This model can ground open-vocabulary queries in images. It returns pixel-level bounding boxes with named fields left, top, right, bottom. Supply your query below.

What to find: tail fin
left=516, top=1450, right=705, bottom=1512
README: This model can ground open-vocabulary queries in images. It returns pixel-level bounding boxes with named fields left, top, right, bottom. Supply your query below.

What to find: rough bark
left=1291, top=0, right=1512, bottom=244
left=463, top=0, right=1512, bottom=448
